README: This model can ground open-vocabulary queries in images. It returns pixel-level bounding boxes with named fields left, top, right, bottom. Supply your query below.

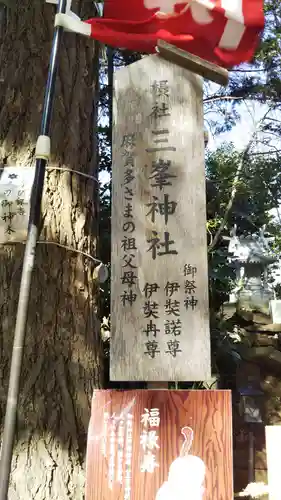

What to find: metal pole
left=0, top=0, right=67, bottom=497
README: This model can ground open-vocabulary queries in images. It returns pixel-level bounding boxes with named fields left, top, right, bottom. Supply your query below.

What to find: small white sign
left=0, top=166, right=35, bottom=243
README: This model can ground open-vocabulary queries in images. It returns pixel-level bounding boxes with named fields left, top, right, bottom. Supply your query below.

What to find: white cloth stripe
left=219, top=19, right=246, bottom=49
left=219, top=0, right=245, bottom=50
left=220, top=0, right=244, bottom=22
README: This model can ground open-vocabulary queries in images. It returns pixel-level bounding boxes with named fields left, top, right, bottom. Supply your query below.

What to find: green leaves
left=206, top=144, right=281, bottom=234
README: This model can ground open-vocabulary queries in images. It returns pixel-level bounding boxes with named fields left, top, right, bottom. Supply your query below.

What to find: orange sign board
left=86, top=390, right=233, bottom=500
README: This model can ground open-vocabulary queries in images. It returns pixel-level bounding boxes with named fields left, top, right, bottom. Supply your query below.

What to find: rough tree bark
left=0, top=1, right=103, bottom=498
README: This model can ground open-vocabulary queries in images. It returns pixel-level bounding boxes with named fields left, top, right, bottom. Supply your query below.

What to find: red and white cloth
left=84, top=0, right=264, bottom=68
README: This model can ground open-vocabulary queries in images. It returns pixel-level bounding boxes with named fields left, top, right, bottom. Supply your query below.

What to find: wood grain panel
left=111, top=54, right=210, bottom=381
left=86, top=390, right=233, bottom=500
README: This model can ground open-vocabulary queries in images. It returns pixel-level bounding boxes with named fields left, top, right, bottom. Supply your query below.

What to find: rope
left=1, top=165, right=99, bottom=184
left=2, top=239, right=103, bottom=265
left=46, top=166, right=99, bottom=183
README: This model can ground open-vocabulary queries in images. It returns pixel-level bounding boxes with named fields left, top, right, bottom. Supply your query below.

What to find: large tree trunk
left=0, top=1, right=103, bottom=498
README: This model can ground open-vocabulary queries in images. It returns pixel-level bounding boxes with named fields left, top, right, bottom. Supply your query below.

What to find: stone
left=238, top=298, right=271, bottom=316
left=237, top=345, right=281, bottom=373
left=245, top=324, right=281, bottom=333
left=222, top=302, right=237, bottom=320
left=252, top=347, right=277, bottom=359
left=252, top=311, right=272, bottom=325
left=262, top=348, right=281, bottom=368
left=236, top=309, right=271, bottom=326
left=237, top=309, right=254, bottom=323
left=237, top=345, right=275, bottom=362
left=250, top=334, right=278, bottom=348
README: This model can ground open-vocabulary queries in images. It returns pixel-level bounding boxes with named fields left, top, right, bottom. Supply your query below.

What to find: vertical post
left=0, top=1, right=67, bottom=497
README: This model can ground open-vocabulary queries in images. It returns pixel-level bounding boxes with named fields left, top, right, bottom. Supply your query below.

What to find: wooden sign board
left=85, top=390, right=233, bottom=500
left=0, top=166, right=35, bottom=243
left=266, top=425, right=281, bottom=500
left=111, top=54, right=210, bottom=381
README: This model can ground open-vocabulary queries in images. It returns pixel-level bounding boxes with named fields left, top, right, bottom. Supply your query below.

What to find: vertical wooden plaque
left=111, top=54, right=210, bottom=381
left=85, top=390, right=233, bottom=500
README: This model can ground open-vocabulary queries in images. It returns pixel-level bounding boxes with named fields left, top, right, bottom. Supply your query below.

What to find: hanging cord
left=0, top=165, right=99, bottom=182
left=3, top=239, right=103, bottom=265
left=46, top=165, right=99, bottom=183
left=39, top=240, right=101, bottom=264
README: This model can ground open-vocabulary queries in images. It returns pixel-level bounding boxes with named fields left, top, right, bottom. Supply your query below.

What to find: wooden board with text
left=85, top=390, right=233, bottom=500
left=111, top=54, right=210, bottom=381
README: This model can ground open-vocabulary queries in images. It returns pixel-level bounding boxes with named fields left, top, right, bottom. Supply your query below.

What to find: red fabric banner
left=85, top=0, right=264, bottom=68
